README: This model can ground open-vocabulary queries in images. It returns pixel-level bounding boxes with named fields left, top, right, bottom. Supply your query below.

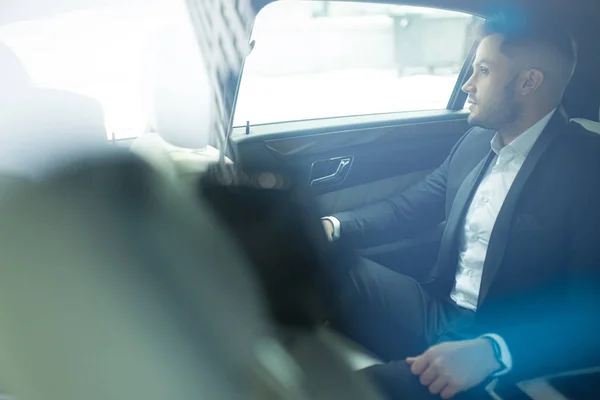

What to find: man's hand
left=406, top=339, right=500, bottom=399
left=322, top=219, right=335, bottom=242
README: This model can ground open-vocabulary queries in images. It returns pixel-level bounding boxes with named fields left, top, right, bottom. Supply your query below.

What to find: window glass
left=233, top=1, right=481, bottom=127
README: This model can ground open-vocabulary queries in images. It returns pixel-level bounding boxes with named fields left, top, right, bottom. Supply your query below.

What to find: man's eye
left=479, top=66, right=490, bottom=75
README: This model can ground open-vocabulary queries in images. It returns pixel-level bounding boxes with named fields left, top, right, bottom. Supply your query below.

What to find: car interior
left=234, top=0, right=600, bottom=281
left=0, top=0, right=599, bottom=399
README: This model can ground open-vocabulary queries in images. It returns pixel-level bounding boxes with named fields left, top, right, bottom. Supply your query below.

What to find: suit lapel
left=436, top=150, right=495, bottom=282
left=477, top=107, right=569, bottom=306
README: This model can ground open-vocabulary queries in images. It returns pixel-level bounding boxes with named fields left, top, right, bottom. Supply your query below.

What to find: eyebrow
left=473, top=58, right=493, bottom=68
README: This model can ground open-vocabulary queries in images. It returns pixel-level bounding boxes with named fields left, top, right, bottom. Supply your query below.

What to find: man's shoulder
left=462, top=126, right=496, bottom=144
left=451, top=126, right=495, bottom=159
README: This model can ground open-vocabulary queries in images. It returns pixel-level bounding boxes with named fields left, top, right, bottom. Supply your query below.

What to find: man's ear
left=522, top=69, right=544, bottom=94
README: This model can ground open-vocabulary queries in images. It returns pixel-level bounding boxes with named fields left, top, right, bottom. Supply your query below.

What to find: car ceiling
left=250, top=0, right=599, bottom=23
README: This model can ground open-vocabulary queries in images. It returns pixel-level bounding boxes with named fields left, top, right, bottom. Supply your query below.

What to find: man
left=323, top=15, right=600, bottom=399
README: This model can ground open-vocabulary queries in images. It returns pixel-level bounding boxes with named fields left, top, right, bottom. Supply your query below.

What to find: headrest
left=0, top=89, right=108, bottom=178
left=0, top=42, right=109, bottom=178
left=0, top=42, right=30, bottom=99
left=142, top=24, right=212, bottom=149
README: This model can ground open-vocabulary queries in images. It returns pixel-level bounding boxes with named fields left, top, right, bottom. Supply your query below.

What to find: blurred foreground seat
left=0, top=152, right=381, bottom=400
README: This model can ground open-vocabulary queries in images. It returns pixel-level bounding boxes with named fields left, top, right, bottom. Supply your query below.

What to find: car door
left=230, top=1, right=481, bottom=278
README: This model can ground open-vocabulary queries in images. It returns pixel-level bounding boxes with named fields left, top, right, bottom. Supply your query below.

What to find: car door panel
left=315, top=170, right=427, bottom=216
left=233, top=111, right=468, bottom=194
left=231, top=111, right=469, bottom=274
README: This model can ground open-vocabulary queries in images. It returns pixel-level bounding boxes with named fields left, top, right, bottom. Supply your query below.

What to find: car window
left=0, top=1, right=200, bottom=140
left=233, top=1, right=481, bottom=127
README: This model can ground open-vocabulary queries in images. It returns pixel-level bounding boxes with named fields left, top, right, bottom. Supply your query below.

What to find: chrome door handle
left=310, top=157, right=353, bottom=187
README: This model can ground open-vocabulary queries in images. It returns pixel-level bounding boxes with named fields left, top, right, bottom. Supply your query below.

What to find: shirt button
left=467, top=270, right=473, bottom=277
left=482, top=198, right=489, bottom=204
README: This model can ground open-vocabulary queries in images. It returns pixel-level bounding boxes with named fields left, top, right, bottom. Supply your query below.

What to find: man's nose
left=461, top=75, right=475, bottom=94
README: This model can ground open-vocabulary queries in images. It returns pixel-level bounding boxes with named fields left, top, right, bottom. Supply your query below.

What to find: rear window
left=0, top=1, right=200, bottom=140
left=233, top=1, right=481, bottom=127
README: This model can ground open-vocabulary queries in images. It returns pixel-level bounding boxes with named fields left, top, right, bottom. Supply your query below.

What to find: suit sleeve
left=332, top=130, right=472, bottom=247
left=494, top=156, right=600, bottom=383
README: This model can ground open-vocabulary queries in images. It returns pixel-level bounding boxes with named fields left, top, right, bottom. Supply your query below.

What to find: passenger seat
left=0, top=89, right=108, bottom=177
left=0, top=43, right=109, bottom=179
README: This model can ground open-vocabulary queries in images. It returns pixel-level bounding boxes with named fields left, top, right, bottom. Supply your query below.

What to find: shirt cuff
left=481, top=333, right=513, bottom=377
left=321, top=216, right=341, bottom=241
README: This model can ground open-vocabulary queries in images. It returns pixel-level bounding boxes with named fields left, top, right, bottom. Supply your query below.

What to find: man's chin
left=467, top=113, right=479, bottom=126
left=468, top=113, right=487, bottom=128
left=468, top=115, right=498, bottom=130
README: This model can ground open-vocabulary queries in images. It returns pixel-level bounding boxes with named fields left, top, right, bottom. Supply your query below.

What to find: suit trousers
left=330, top=257, right=485, bottom=399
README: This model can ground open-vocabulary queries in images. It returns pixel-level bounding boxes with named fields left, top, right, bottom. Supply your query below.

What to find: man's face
left=462, top=34, right=522, bottom=130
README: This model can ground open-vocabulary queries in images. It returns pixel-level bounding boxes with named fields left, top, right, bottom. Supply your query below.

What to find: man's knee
left=345, top=257, right=423, bottom=301
left=339, top=258, right=393, bottom=310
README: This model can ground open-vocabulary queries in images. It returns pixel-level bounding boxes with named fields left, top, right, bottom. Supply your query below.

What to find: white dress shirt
left=450, top=108, right=556, bottom=375
left=451, top=109, right=556, bottom=310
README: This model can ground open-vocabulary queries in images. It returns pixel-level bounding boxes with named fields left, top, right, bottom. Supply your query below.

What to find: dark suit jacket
left=334, top=108, right=600, bottom=382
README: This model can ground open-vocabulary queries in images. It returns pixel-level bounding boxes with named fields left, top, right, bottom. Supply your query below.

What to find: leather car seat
left=572, top=105, right=600, bottom=134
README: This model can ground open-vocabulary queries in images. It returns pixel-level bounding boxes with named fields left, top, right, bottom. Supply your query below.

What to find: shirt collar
left=490, top=108, right=557, bottom=157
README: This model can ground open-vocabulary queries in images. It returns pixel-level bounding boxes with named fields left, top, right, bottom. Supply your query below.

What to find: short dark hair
left=477, top=14, right=577, bottom=67
left=477, top=14, right=578, bottom=96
